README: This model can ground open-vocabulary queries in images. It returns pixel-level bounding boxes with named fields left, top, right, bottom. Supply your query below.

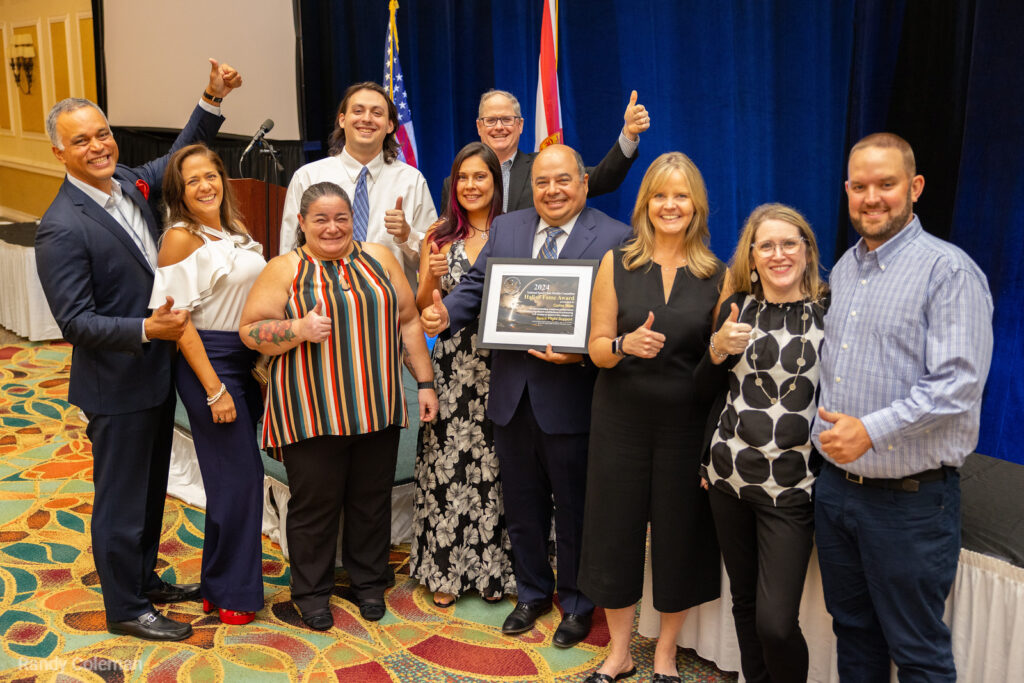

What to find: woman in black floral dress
left=410, top=143, right=514, bottom=607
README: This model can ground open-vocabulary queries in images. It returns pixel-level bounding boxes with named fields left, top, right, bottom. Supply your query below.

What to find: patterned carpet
left=0, top=340, right=736, bottom=682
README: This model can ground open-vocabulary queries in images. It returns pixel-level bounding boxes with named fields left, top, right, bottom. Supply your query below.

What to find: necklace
left=749, top=299, right=811, bottom=405
left=470, top=225, right=489, bottom=242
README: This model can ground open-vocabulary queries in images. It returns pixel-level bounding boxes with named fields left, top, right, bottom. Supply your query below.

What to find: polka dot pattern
left=708, top=294, right=827, bottom=506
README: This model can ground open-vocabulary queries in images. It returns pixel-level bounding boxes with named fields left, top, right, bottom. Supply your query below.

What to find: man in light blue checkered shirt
left=811, top=133, right=993, bottom=682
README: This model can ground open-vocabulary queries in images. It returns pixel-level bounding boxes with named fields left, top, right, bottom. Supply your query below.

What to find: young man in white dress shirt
left=278, top=82, right=436, bottom=289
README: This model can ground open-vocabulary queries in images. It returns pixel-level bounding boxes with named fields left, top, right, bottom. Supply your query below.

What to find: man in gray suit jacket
left=422, top=144, right=632, bottom=649
left=35, top=60, right=241, bottom=642
left=442, top=89, right=650, bottom=213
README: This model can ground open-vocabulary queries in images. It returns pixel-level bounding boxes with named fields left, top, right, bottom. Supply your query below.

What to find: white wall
left=102, top=0, right=300, bottom=139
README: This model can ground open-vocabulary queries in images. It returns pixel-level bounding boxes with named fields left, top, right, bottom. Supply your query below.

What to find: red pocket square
left=135, top=178, right=150, bottom=200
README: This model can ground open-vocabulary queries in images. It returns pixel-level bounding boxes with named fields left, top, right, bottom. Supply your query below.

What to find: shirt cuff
left=198, top=99, right=221, bottom=116
left=141, top=319, right=150, bottom=343
left=617, top=132, right=639, bottom=158
left=860, top=409, right=904, bottom=455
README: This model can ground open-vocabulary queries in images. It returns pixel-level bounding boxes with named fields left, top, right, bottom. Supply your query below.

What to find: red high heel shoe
left=203, top=598, right=256, bottom=625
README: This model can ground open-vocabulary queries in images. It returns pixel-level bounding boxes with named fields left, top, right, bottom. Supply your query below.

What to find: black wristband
left=417, top=381, right=434, bottom=390
left=203, top=90, right=223, bottom=104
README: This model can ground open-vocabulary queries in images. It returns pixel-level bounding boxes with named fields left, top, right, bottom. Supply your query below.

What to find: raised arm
left=416, top=224, right=449, bottom=312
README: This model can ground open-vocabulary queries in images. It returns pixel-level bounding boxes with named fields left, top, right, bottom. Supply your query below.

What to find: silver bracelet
left=709, top=332, right=727, bottom=359
left=206, top=383, right=227, bottom=406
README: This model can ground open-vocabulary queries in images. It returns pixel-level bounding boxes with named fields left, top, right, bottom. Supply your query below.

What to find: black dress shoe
left=358, top=598, right=386, bottom=622
left=583, top=666, right=637, bottom=682
left=107, top=610, right=192, bottom=641
left=144, top=581, right=201, bottom=603
left=300, top=608, right=333, bottom=631
left=552, top=611, right=592, bottom=648
left=501, top=599, right=553, bottom=635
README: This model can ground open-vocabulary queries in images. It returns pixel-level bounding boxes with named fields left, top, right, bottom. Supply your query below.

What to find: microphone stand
left=257, top=140, right=284, bottom=254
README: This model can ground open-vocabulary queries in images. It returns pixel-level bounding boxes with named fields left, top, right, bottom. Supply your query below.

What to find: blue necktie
left=353, top=166, right=370, bottom=242
left=538, top=226, right=564, bottom=259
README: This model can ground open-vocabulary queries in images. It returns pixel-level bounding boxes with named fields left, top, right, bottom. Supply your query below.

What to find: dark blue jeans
left=814, top=462, right=960, bottom=683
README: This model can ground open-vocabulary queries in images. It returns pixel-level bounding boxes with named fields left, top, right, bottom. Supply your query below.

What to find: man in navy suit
left=35, top=59, right=241, bottom=641
left=421, top=144, right=632, bottom=648
left=441, top=89, right=650, bottom=213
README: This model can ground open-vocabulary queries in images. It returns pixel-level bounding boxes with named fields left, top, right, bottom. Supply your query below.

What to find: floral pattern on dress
left=410, top=240, right=516, bottom=598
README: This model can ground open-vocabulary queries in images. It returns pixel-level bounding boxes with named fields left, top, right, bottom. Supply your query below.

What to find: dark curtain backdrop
left=289, top=0, right=1019, bottom=463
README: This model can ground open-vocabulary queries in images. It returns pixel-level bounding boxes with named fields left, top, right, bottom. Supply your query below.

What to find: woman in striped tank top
left=240, top=182, right=438, bottom=630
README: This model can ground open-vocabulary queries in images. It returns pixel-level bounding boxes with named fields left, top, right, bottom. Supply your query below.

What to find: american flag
left=384, top=1, right=419, bottom=167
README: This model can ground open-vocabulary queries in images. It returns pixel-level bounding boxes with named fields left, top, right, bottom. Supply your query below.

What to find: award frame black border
left=477, top=257, right=599, bottom=353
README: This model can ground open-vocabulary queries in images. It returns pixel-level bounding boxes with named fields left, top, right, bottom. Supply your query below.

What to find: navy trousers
left=815, top=462, right=961, bottom=683
left=492, top=389, right=593, bottom=616
left=85, top=389, right=175, bottom=621
left=175, top=330, right=264, bottom=612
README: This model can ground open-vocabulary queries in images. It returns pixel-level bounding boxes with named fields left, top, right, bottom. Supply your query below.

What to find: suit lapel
left=119, top=177, right=160, bottom=245
left=559, top=207, right=597, bottom=260
left=515, top=210, right=540, bottom=258
left=508, top=151, right=533, bottom=210
left=65, top=181, right=155, bottom=274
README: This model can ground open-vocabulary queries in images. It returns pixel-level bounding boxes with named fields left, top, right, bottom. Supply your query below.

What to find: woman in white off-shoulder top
left=149, top=144, right=265, bottom=625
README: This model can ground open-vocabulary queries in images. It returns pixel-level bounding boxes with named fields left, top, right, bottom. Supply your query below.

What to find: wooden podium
left=229, top=178, right=287, bottom=257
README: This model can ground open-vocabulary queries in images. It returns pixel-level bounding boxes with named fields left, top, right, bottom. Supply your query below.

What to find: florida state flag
left=534, top=0, right=563, bottom=151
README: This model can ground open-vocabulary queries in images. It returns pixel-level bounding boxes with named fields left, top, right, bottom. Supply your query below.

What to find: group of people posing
left=35, top=57, right=992, bottom=683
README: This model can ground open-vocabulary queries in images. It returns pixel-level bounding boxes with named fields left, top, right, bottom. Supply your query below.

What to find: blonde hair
left=727, top=203, right=827, bottom=300
left=622, top=152, right=718, bottom=279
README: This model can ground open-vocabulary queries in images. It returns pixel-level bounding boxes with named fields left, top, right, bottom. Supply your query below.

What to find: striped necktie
left=353, top=166, right=370, bottom=241
left=538, top=226, right=564, bottom=259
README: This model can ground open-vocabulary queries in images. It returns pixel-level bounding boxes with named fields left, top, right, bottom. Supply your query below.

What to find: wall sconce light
left=8, top=35, right=36, bottom=95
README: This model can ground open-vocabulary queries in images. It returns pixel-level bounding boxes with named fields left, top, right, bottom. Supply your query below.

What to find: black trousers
left=492, top=390, right=592, bottom=616
left=708, top=486, right=814, bottom=683
left=281, top=428, right=400, bottom=614
left=85, top=389, right=176, bottom=621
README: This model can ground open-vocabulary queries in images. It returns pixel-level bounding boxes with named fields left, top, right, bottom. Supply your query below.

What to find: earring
left=750, top=270, right=759, bottom=283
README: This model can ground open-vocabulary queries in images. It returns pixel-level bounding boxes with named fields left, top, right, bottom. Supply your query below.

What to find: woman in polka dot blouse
left=697, top=203, right=829, bottom=683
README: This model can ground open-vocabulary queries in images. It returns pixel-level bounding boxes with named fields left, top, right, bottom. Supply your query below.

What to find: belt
left=831, top=463, right=951, bottom=493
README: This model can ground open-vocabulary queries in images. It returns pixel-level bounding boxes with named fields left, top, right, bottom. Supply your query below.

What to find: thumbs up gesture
left=711, top=303, right=752, bottom=359
left=427, top=241, right=448, bottom=278
left=622, top=90, right=650, bottom=141
left=299, top=300, right=332, bottom=343
left=419, top=289, right=450, bottom=336
left=384, top=195, right=411, bottom=244
left=622, top=311, right=665, bottom=359
left=145, top=296, right=190, bottom=341
left=817, top=407, right=872, bottom=463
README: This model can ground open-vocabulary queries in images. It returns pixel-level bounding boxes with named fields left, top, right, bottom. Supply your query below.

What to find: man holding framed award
left=420, top=144, right=631, bottom=649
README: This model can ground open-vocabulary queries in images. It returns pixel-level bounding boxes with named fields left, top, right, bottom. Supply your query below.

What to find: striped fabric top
left=262, top=244, right=408, bottom=449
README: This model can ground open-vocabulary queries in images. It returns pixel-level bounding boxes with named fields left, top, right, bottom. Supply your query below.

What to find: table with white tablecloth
left=0, top=222, right=61, bottom=341
left=638, top=532, right=1024, bottom=682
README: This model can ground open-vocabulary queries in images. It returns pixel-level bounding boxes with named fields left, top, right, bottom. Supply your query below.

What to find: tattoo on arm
left=248, top=320, right=297, bottom=346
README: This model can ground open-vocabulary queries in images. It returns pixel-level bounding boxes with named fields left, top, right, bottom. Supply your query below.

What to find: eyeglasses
left=751, top=238, right=806, bottom=256
left=478, top=116, right=521, bottom=128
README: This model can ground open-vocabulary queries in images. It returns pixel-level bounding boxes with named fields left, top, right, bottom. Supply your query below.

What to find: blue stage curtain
left=296, top=0, right=1019, bottom=463
left=297, top=0, right=854, bottom=268
left=944, top=1, right=1023, bottom=464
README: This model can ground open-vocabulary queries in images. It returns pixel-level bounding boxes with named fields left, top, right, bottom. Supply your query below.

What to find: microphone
left=241, top=119, right=274, bottom=159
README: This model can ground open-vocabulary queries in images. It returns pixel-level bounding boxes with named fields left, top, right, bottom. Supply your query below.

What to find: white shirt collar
left=538, top=210, right=582, bottom=237
left=338, top=147, right=386, bottom=183
left=66, top=173, right=122, bottom=208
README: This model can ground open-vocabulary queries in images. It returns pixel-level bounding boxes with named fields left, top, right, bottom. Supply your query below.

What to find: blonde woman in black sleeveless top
left=579, top=152, right=723, bottom=683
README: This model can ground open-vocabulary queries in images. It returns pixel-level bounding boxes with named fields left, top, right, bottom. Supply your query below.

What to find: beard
left=851, top=188, right=914, bottom=245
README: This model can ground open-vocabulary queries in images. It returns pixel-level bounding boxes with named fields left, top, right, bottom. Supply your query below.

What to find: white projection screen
left=101, top=0, right=301, bottom=140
